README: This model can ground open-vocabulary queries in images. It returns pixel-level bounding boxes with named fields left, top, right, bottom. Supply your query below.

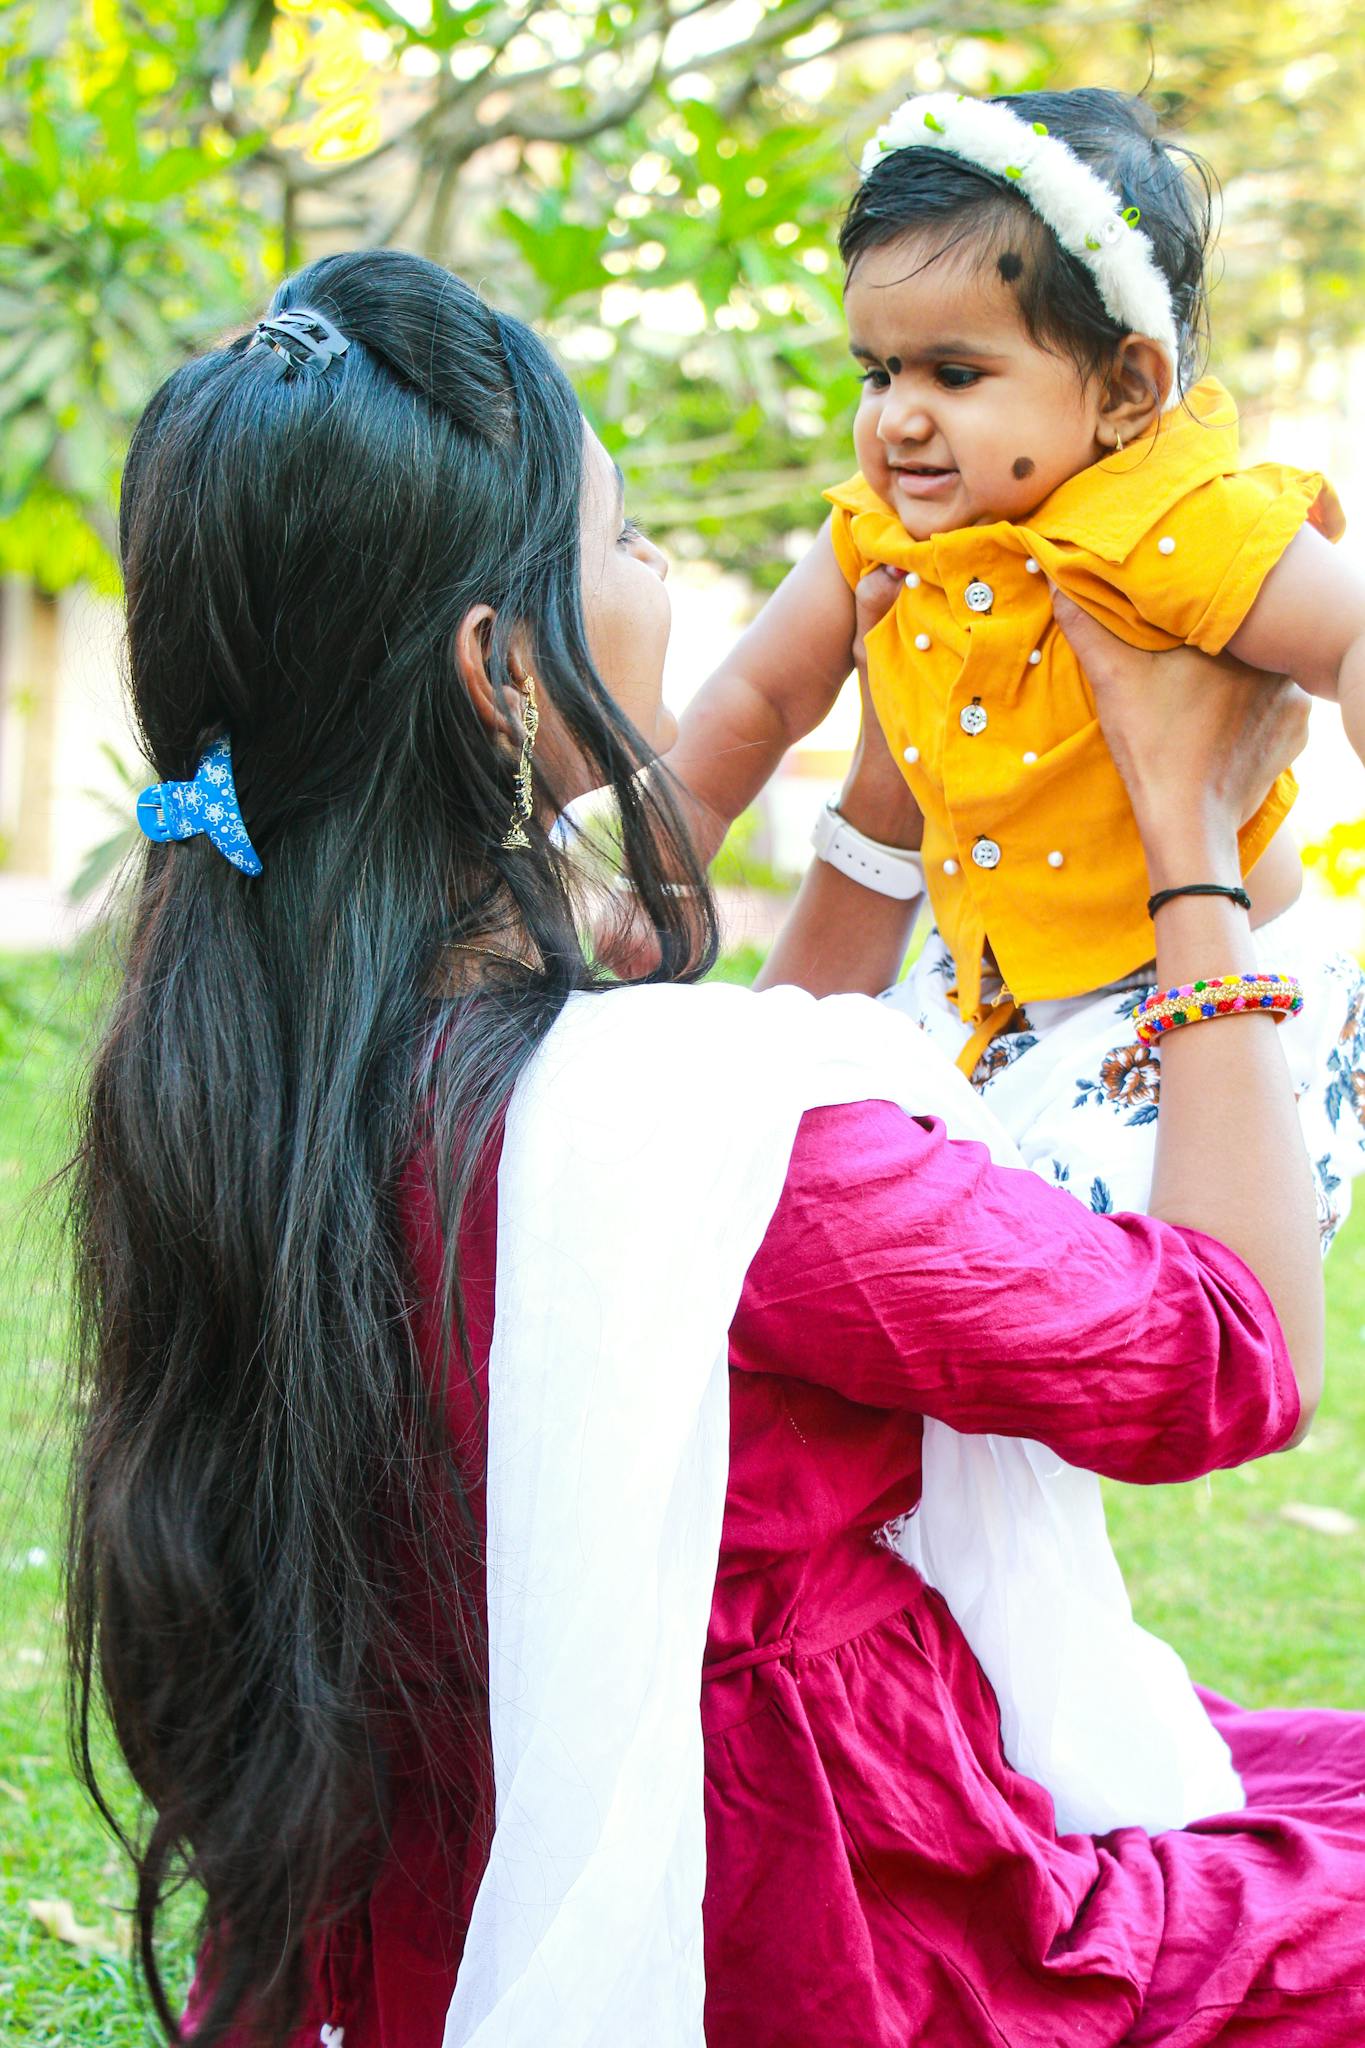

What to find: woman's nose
left=640, top=533, right=669, bottom=582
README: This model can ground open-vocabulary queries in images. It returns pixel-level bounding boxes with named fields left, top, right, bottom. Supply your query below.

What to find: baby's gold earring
left=501, top=673, right=540, bottom=852
left=1114, top=427, right=1125, bottom=454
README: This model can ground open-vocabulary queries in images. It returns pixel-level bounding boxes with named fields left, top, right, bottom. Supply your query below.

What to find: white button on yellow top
left=1027, top=649, right=1042, bottom=666
left=959, top=702, right=988, bottom=736
left=1157, top=536, right=1176, bottom=554
left=1047, top=850, right=1064, bottom=868
left=914, top=632, right=931, bottom=651
left=972, top=837, right=1002, bottom=870
left=1025, top=557, right=1040, bottom=574
left=964, top=579, right=994, bottom=614
left=942, top=857, right=959, bottom=876
left=905, top=571, right=921, bottom=587
left=903, top=744, right=919, bottom=763
left=1022, top=750, right=1038, bottom=765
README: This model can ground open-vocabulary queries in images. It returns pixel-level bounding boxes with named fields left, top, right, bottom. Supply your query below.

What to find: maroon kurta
left=194, top=1102, right=1365, bottom=2046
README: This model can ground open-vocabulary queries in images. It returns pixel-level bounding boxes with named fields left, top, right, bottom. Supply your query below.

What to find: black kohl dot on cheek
left=885, top=355, right=902, bottom=375
left=997, top=251, right=1024, bottom=283
left=1012, top=456, right=1035, bottom=481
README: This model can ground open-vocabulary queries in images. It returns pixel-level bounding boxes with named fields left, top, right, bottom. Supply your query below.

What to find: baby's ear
left=1097, top=336, right=1172, bottom=449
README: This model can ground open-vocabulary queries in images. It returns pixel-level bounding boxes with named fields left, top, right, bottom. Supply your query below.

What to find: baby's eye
left=936, top=365, right=982, bottom=390
left=857, top=368, right=890, bottom=392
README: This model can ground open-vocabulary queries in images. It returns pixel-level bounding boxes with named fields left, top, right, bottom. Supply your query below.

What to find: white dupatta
left=443, top=983, right=1241, bottom=2048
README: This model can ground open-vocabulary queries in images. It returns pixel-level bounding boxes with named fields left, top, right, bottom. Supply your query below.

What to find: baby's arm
left=1227, top=526, right=1365, bottom=762
left=661, top=518, right=865, bottom=865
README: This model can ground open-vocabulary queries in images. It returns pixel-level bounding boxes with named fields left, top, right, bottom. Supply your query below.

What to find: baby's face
left=845, top=235, right=1109, bottom=538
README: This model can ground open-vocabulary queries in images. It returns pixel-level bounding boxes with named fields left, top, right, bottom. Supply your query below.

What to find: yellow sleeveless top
left=826, top=377, right=1343, bottom=1026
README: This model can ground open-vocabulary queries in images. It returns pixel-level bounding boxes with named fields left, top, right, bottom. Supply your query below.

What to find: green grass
left=1103, top=1225, right=1365, bottom=1708
left=1, top=946, right=1362, bottom=2037
left=0, top=947, right=195, bottom=2043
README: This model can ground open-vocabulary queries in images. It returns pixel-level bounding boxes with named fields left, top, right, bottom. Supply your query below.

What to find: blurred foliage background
left=2, top=0, right=1364, bottom=603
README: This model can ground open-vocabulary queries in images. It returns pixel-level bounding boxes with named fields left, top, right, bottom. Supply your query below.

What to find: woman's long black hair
left=67, top=248, right=717, bottom=2044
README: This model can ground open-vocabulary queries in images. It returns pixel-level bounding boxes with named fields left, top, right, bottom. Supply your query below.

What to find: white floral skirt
left=882, top=894, right=1365, bottom=1253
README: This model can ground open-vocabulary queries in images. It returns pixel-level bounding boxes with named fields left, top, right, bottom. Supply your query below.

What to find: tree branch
left=231, top=0, right=1056, bottom=203
left=632, top=471, right=830, bottom=523
left=484, top=60, right=664, bottom=148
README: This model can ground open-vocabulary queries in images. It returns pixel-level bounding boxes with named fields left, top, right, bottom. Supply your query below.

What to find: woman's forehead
left=582, top=428, right=625, bottom=516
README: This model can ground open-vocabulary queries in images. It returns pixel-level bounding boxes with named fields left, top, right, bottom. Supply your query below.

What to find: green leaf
left=498, top=206, right=606, bottom=312
left=140, top=147, right=231, bottom=203
left=243, top=0, right=279, bottom=71
left=0, top=327, right=82, bottom=415
left=28, top=105, right=62, bottom=192
left=0, top=409, right=59, bottom=510
left=89, top=64, right=140, bottom=174
left=58, top=409, right=114, bottom=500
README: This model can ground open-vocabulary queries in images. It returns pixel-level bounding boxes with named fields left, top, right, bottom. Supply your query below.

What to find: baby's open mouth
left=891, top=463, right=959, bottom=495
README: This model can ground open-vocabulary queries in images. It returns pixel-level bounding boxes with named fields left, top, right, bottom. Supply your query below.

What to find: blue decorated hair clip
left=136, top=735, right=263, bottom=877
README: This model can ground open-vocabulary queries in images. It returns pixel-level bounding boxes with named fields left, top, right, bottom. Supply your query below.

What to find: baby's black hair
left=840, top=88, right=1214, bottom=396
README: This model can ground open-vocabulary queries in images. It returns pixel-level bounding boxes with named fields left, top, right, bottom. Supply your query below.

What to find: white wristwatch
left=810, top=800, right=925, bottom=902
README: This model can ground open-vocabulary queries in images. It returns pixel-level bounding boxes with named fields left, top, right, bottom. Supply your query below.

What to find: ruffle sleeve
left=824, top=472, right=916, bottom=588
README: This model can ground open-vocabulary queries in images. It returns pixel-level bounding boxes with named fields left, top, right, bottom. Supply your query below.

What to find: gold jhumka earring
left=501, top=674, right=540, bottom=851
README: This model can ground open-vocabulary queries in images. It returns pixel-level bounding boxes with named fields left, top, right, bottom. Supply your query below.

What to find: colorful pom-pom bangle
left=1131, top=972, right=1304, bottom=1046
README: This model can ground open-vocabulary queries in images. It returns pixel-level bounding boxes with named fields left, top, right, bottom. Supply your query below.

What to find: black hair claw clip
left=249, top=307, right=351, bottom=374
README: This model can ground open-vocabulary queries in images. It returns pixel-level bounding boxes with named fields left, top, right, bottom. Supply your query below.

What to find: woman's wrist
left=1136, top=809, right=1242, bottom=900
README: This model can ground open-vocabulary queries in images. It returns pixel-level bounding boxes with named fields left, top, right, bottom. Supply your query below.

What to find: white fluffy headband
left=860, top=92, right=1181, bottom=392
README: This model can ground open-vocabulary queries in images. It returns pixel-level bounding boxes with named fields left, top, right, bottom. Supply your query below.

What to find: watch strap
left=810, top=800, right=925, bottom=902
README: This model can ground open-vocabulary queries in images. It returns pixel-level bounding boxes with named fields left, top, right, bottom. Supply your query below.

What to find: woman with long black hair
left=71, top=248, right=1365, bottom=2048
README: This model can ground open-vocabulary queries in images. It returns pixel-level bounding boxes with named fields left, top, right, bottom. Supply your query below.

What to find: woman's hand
left=1051, top=593, right=1311, bottom=858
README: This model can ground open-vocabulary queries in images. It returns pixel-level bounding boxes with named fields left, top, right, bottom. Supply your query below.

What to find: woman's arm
left=736, top=1101, right=1300, bottom=1483
left=755, top=598, right=1322, bottom=1455
left=1053, top=596, right=1323, bottom=1440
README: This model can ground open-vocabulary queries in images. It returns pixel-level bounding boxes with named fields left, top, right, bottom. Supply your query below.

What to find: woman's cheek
left=641, top=581, right=674, bottom=747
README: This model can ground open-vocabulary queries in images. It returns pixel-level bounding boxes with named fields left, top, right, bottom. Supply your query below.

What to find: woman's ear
left=1096, top=336, right=1174, bottom=449
left=455, top=605, right=501, bottom=735
left=455, top=606, right=535, bottom=736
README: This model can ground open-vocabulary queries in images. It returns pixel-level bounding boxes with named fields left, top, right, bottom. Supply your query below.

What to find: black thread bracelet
left=1146, top=882, right=1252, bottom=918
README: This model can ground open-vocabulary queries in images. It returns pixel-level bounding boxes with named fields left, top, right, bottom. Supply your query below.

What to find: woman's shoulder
left=537, top=984, right=1011, bottom=1161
